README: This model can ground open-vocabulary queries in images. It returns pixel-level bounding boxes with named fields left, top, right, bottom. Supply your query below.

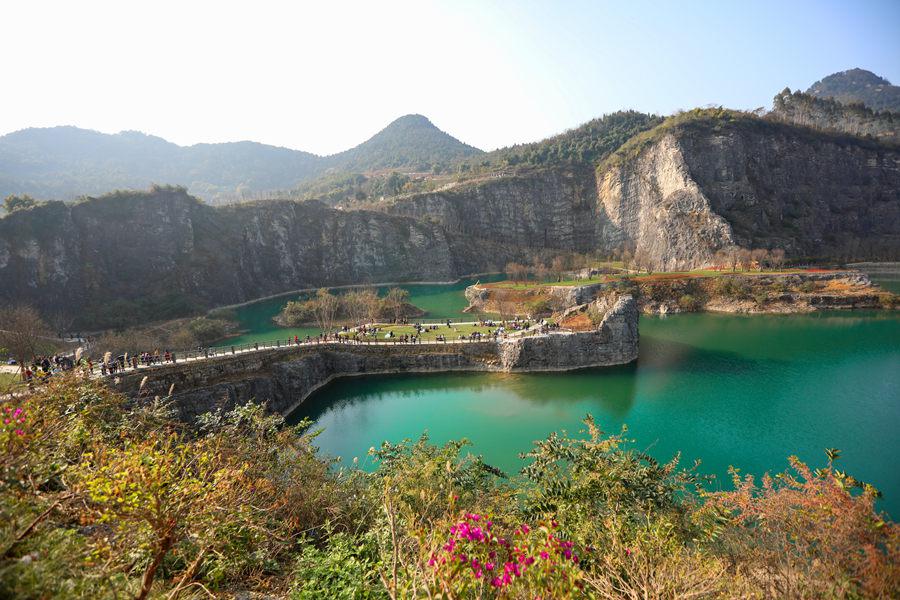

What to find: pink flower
left=3, top=419, right=9, bottom=425
left=15, top=429, right=24, bottom=436
left=625, top=548, right=632, bottom=557
left=540, top=551, right=549, bottom=560
left=485, top=561, right=495, bottom=571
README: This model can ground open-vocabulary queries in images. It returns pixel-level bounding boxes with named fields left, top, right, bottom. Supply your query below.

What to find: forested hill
left=322, top=114, right=482, bottom=173
left=0, top=116, right=482, bottom=203
left=806, top=68, right=900, bottom=112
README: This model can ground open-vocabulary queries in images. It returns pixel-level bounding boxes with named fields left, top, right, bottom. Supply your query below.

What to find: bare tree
left=551, top=256, right=567, bottom=282
left=311, top=289, right=340, bottom=334
left=360, top=289, right=382, bottom=325
left=750, top=248, right=769, bottom=271
left=769, top=248, right=786, bottom=270
left=384, top=288, right=409, bottom=323
left=0, top=305, right=51, bottom=376
left=342, top=290, right=368, bottom=326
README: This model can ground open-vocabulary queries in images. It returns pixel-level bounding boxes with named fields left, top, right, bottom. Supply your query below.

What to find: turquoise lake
left=222, top=273, right=900, bottom=516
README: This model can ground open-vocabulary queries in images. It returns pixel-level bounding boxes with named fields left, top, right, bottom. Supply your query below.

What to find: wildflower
left=15, top=429, right=24, bottom=436
left=625, top=548, right=632, bottom=557
left=540, top=551, right=549, bottom=560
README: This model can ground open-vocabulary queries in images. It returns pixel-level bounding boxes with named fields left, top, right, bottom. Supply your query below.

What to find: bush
left=2, top=376, right=896, bottom=599
left=188, top=317, right=228, bottom=344
left=677, top=294, right=701, bottom=311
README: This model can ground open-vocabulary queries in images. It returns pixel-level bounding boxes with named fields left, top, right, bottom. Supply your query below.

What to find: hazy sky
left=4, top=0, right=899, bottom=154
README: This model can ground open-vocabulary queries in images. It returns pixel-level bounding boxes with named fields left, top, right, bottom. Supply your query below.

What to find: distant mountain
left=323, top=114, right=482, bottom=173
left=806, top=68, right=900, bottom=113
left=0, top=115, right=482, bottom=203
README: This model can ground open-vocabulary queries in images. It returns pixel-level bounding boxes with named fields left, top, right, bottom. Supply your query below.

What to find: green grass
left=340, top=322, right=513, bottom=342
left=0, top=371, right=22, bottom=389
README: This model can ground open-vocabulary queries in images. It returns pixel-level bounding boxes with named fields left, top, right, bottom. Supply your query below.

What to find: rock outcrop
left=0, top=188, right=526, bottom=327
left=111, top=296, right=639, bottom=421
left=596, top=117, right=900, bottom=268
left=2, top=114, right=899, bottom=323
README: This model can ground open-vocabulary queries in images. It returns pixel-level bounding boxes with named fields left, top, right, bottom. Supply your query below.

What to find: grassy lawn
left=0, top=371, right=23, bottom=390
left=340, top=322, right=516, bottom=342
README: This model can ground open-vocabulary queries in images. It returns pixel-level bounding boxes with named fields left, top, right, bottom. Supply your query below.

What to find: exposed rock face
left=111, top=296, right=639, bottom=421
left=386, top=166, right=602, bottom=252
left=596, top=134, right=736, bottom=270
left=497, top=295, right=638, bottom=370
left=597, top=123, right=900, bottom=268
left=2, top=117, right=899, bottom=323
left=0, top=188, right=525, bottom=326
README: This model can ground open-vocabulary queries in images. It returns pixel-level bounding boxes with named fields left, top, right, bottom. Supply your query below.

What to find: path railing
left=89, top=321, right=551, bottom=378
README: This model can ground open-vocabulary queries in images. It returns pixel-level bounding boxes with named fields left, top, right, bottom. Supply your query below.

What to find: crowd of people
left=7, top=318, right=564, bottom=390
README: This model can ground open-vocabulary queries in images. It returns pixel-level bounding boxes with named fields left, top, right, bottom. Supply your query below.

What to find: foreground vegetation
left=1, top=375, right=897, bottom=598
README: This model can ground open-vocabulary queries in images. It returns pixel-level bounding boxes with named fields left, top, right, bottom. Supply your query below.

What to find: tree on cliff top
left=3, top=194, right=37, bottom=213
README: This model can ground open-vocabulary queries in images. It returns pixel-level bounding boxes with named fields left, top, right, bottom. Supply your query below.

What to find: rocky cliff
left=3, top=114, right=899, bottom=323
left=0, top=187, right=525, bottom=327
left=595, top=114, right=900, bottom=268
left=385, top=166, right=602, bottom=253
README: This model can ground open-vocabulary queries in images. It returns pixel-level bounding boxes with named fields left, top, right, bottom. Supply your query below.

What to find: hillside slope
left=323, top=114, right=481, bottom=172
left=0, top=116, right=481, bottom=203
left=806, top=68, right=900, bottom=112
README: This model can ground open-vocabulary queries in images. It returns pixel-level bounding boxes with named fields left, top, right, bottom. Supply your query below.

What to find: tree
left=770, top=248, right=786, bottom=270
left=3, top=194, right=36, bottom=213
left=532, top=260, right=549, bottom=283
left=0, top=306, right=50, bottom=375
left=342, top=290, right=368, bottom=326
left=359, top=289, right=382, bottom=325
left=384, top=288, right=409, bottom=323
left=311, top=288, right=340, bottom=334
left=505, top=262, right=528, bottom=284
left=551, top=256, right=567, bottom=282
left=750, top=248, right=769, bottom=271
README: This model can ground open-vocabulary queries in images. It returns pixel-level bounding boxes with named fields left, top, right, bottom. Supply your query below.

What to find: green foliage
left=806, top=68, right=900, bottom=113
left=290, top=531, right=387, bottom=599
left=3, top=194, right=37, bottom=213
left=2, top=376, right=896, bottom=598
left=188, top=317, right=228, bottom=344
left=466, top=110, right=663, bottom=171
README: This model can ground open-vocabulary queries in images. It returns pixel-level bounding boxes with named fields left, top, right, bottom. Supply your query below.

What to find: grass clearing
left=340, top=321, right=524, bottom=342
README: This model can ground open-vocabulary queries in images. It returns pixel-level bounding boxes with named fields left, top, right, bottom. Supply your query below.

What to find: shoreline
left=208, top=271, right=504, bottom=313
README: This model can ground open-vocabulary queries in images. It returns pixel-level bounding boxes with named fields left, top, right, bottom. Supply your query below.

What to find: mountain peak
left=806, top=68, right=899, bottom=112
left=325, top=114, right=482, bottom=172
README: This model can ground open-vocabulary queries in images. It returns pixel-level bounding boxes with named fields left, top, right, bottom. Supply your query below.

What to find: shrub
left=188, top=317, right=228, bottom=344
left=677, top=294, right=701, bottom=311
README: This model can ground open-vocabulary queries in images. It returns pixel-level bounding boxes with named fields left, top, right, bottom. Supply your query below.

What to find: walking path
left=66, top=320, right=550, bottom=380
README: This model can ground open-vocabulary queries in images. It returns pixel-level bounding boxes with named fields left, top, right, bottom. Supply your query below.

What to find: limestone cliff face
left=596, top=134, right=736, bottom=270
left=0, top=189, right=506, bottom=325
left=597, top=122, right=900, bottom=268
left=386, top=166, right=602, bottom=253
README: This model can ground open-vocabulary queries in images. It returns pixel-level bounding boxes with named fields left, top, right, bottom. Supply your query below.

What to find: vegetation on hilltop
left=322, top=114, right=482, bottom=174
left=1, top=374, right=897, bottom=598
left=597, top=106, right=899, bottom=175
left=462, top=110, right=664, bottom=171
left=807, top=68, right=900, bottom=113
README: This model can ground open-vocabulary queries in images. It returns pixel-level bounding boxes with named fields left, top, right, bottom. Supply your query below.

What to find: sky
left=2, top=0, right=899, bottom=154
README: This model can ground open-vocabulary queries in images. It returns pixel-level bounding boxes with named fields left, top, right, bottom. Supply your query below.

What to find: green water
left=290, top=311, right=900, bottom=516
left=220, top=274, right=505, bottom=347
